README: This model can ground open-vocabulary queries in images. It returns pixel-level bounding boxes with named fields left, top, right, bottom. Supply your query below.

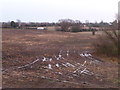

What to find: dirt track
left=2, top=29, right=118, bottom=88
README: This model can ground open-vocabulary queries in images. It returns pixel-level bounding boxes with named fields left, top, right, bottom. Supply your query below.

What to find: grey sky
left=0, top=0, right=119, bottom=23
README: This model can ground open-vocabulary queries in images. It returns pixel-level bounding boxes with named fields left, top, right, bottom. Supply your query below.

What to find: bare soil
left=2, top=29, right=118, bottom=88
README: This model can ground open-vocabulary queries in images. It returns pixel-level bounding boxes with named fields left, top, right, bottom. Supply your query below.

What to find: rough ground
left=2, top=29, right=118, bottom=88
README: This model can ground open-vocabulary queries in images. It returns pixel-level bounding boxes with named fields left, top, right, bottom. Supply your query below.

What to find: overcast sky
left=0, top=0, right=119, bottom=23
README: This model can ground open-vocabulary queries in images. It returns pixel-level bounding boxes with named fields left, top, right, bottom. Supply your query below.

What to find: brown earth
left=2, top=29, right=118, bottom=88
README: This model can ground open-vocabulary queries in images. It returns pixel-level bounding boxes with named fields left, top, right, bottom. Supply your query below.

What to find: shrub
left=94, top=30, right=120, bottom=58
left=71, top=26, right=80, bottom=32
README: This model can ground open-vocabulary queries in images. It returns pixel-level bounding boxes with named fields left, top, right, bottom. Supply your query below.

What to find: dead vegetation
left=93, top=30, right=120, bottom=59
left=2, top=29, right=118, bottom=88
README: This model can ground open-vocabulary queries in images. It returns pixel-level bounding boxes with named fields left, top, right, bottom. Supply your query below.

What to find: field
left=2, top=29, right=118, bottom=88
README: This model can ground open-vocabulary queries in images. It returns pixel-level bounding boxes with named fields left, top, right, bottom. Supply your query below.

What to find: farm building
left=37, top=27, right=46, bottom=30
left=26, top=27, right=46, bottom=30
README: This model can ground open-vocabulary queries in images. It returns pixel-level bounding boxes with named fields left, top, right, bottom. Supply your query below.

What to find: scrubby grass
left=94, top=30, right=120, bottom=59
left=2, top=29, right=118, bottom=88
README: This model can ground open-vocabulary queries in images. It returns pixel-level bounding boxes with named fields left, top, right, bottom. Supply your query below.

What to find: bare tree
left=58, top=19, right=74, bottom=32
left=10, top=21, right=17, bottom=28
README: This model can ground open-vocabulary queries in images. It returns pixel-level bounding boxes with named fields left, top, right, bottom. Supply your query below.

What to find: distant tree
left=99, top=20, right=110, bottom=28
left=75, top=20, right=81, bottom=24
left=58, top=19, right=74, bottom=32
left=71, top=20, right=81, bottom=32
left=85, top=20, right=89, bottom=23
left=10, top=21, right=17, bottom=28
left=110, top=20, right=118, bottom=30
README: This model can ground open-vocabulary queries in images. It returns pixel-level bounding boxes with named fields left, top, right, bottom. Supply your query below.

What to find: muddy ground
left=2, top=29, right=118, bottom=88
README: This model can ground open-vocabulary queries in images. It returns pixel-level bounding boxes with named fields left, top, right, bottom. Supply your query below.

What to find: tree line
left=2, top=19, right=118, bottom=31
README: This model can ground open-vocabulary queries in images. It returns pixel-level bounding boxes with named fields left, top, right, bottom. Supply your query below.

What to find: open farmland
left=2, top=29, right=118, bottom=88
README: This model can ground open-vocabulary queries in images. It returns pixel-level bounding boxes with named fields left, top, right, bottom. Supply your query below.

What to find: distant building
left=37, top=27, right=46, bottom=30
left=26, top=27, right=46, bottom=30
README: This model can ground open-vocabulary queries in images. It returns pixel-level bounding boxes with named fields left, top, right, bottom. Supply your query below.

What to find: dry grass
left=2, top=29, right=118, bottom=88
left=2, top=29, right=94, bottom=67
left=93, top=30, right=119, bottom=59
